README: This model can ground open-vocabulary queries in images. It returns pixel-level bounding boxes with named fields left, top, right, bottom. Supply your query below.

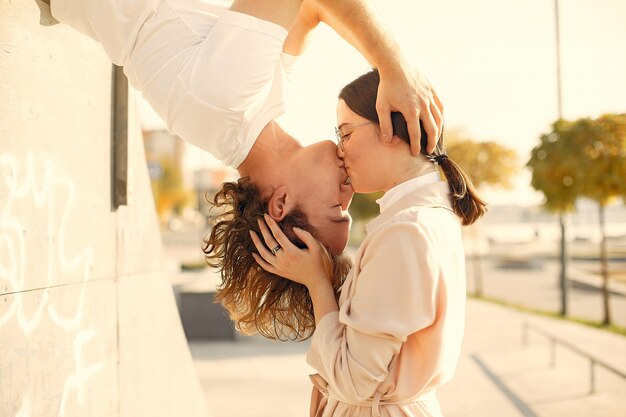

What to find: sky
left=138, top=0, right=626, bottom=206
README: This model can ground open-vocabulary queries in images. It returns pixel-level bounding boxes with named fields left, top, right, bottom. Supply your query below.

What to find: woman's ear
left=267, top=185, right=295, bottom=221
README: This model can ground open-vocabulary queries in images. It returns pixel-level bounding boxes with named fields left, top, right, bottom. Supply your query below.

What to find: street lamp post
left=554, top=0, right=568, bottom=317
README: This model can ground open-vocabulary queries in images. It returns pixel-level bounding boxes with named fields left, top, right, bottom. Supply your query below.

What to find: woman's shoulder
left=380, top=204, right=459, bottom=232
left=362, top=206, right=461, bottom=255
left=363, top=216, right=425, bottom=253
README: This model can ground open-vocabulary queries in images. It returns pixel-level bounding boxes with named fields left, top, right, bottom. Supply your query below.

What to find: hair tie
left=431, top=154, right=448, bottom=165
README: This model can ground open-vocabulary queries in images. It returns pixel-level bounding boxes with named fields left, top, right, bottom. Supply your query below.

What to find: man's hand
left=377, top=65, right=444, bottom=155
left=311, top=0, right=444, bottom=155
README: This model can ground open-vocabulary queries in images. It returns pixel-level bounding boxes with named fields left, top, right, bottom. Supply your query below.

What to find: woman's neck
left=384, top=155, right=436, bottom=192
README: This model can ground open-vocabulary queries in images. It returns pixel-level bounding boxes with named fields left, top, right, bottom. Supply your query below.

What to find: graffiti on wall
left=0, top=152, right=106, bottom=416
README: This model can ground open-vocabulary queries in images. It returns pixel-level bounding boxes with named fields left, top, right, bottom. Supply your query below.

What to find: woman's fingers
left=251, top=252, right=278, bottom=275
left=249, top=220, right=329, bottom=288
left=257, top=217, right=279, bottom=252
left=293, top=227, right=318, bottom=250
left=263, top=214, right=295, bottom=251
left=249, top=230, right=276, bottom=265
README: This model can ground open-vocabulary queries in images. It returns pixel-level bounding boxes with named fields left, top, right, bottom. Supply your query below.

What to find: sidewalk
left=468, top=258, right=626, bottom=328
left=190, top=298, right=626, bottom=417
left=440, top=299, right=626, bottom=417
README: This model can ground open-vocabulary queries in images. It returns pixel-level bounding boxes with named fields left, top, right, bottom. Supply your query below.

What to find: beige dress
left=307, top=180, right=467, bottom=417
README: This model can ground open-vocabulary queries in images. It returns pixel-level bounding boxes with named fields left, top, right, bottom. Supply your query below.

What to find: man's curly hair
left=202, top=177, right=352, bottom=341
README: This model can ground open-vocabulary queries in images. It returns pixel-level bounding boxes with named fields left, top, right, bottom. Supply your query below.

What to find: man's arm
left=283, top=1, right=320, bottom=56
left=241, top=0, right=443, bottom=153
left=312, top=0, right=443, bottom=154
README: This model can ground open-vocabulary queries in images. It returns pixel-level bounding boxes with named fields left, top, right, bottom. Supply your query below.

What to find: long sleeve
left=306, top=222, right=440, bottom=403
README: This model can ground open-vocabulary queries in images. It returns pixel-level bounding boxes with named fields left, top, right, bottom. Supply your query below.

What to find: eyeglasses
left=334, top=122, right=374, bottom=150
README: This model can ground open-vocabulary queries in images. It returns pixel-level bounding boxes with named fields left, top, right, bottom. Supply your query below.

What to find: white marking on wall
left=59, top=329, right=106, bottom=416
left=0, top=152, right=95, bottom=330
left=0, top=152, right=103, bottom=417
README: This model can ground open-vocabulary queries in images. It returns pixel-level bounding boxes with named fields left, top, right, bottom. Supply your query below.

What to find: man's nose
left=336, top=143, right=345, bottom=159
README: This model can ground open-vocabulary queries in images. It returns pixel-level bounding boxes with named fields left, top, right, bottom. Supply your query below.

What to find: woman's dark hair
left=338, top=69, right=487, bottom=225
left=202, top=177, right=351, bottom=341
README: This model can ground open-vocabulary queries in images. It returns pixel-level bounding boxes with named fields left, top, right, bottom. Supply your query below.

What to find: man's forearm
left=313, top=0, right=408, bottom=76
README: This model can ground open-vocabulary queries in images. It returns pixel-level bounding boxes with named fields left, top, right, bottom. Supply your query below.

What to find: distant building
left=143, top=129, right=185, bottom=183
left=193, top=167, right=238, bottom=219
left=142, top=129, right=240, bottom=222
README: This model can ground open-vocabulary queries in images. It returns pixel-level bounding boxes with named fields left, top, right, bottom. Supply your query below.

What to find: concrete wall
left=0, top=2, right=210, bottom=416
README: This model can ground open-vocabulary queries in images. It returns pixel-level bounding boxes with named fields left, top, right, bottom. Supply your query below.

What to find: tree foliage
left=527, top=119, right=581, bottom=213
left=573, top=114, right=626, bottom=205
left=527, top=114, right=626, bottom=211
left=445, top=133, right=518, bottom=189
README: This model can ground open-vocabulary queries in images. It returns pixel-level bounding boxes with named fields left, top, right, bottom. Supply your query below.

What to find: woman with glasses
left=250, top=68, right=486, bottom=417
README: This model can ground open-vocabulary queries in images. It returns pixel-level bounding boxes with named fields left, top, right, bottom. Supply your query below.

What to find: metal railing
left=522, top=321, right=626, bottom=394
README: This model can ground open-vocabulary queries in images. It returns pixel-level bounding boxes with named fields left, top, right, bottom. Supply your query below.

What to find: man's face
left=290, top=140, right=354, bottom=255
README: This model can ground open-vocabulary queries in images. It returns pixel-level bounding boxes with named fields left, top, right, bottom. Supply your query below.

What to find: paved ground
left=168, top=240, right=626, bottom=416
left=189, top=298, right=626, bottom=417
left=467, top=257, right=626, bottom=327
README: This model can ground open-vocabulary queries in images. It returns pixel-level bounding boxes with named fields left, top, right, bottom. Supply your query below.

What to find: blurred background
left=1, top=0, right=625, bottom=416
left=143, top=0, right=626, bottom=416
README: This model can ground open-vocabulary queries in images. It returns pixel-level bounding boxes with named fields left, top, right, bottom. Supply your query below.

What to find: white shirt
left=376, top=171, right=441, bottom=214
left=51, top=0, right=294, bottom=168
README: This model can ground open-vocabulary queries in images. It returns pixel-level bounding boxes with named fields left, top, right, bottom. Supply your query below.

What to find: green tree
left=447, top=133, right=519, bottom=297
left=527, top=115, right=626, bottom=324
left=569, top=114, right=626, bottom=325
left=446, top=137, right=519, bottom=189
left=527, top=119, right=582, bottom=317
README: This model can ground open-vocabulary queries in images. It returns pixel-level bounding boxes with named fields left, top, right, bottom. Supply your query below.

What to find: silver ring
left=271, top=245, right=282, bottom=255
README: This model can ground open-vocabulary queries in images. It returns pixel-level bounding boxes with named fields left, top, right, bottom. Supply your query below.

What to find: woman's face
left=335, top=99, right=389, bottom=193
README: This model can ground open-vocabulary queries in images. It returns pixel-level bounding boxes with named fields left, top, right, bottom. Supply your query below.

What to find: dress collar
left=376, top=171, right=441, bottom=214
left=366, top=180, right=455, bottom=235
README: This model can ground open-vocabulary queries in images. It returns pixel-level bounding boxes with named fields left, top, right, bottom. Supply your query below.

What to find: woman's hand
left=250, top=214, right=332, bottom=291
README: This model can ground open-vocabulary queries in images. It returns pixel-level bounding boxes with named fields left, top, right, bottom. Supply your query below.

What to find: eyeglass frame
left=334, top=122, right=375, bottom=150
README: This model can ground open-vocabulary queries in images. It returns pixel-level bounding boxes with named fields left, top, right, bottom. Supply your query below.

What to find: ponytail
left=435, top=155, right=487, bottom=225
